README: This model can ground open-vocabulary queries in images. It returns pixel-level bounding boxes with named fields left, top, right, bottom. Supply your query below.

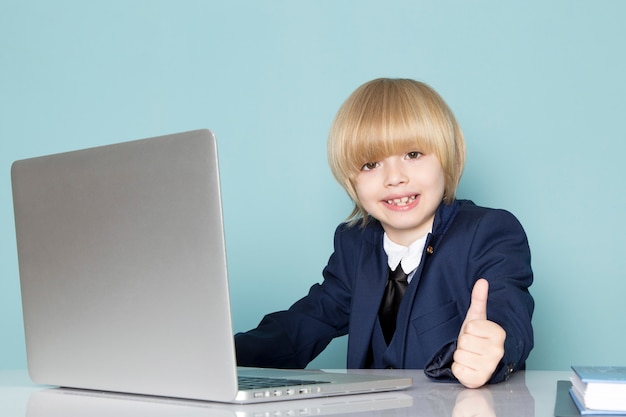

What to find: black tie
left=378, top=265, right=409, bottom=345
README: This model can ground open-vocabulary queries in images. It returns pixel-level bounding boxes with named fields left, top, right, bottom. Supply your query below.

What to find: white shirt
left=383, top=232, right=430, bottom=283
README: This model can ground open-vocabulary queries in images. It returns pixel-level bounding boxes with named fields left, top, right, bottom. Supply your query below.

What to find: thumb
left=463, top=278, right=489, bottom=324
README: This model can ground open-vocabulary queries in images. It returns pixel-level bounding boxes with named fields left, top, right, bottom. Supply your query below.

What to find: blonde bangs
left=343, top=113, right=438, bottom=181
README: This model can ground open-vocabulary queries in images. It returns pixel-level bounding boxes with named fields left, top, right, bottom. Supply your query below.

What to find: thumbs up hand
left=451, top=278, right=506, bottom=389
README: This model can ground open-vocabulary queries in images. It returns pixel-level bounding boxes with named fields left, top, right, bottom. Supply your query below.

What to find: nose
left=384, top=159, right=408, bottom=187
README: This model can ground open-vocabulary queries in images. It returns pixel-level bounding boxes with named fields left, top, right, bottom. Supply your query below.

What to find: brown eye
left=361, top=161, right=379, bottom=171
left=406, top=151, right=422, bottom=160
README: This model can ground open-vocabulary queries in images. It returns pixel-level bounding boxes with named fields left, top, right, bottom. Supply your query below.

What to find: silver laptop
left=11, top=129, right=412, bottom=404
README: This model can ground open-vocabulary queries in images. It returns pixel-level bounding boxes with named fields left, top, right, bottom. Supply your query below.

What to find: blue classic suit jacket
left=235, top=200, right=534, bottom=383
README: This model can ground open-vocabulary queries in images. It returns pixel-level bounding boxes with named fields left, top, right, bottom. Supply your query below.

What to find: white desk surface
left=1, top=369, right=570, bottom=417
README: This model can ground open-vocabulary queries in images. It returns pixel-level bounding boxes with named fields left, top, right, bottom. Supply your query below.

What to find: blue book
left=570, top=366, right=626, bottom=413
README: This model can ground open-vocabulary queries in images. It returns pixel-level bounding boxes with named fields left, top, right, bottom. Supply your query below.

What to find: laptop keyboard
left=238, top=375, right=330, bottom=390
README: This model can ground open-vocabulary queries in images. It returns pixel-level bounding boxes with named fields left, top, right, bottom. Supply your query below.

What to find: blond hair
left=327, top=78, right=466, bottom=223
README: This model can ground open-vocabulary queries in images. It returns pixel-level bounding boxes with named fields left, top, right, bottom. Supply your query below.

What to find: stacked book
left=569, top=366, right=626, bottom=415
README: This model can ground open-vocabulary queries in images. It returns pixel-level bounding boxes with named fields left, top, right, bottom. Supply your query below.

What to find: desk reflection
left=25, top=373, right=534, bottom=417
left=26, top=388, right=413, bottom=417
left=419, top=375, right=534, bottom=417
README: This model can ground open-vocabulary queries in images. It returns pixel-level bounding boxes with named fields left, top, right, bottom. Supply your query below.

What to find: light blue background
left=2, top=1, right=625, bottom=371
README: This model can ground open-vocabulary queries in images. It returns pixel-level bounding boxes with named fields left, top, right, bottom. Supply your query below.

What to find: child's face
left=354, top=150, right=445, bottom=246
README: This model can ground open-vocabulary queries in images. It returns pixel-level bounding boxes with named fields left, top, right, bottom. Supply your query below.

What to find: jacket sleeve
left=234, top=226, right=353, bottom=369
left=425, top=208, right=534, bottom=384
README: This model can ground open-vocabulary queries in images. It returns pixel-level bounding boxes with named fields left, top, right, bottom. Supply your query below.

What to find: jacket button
left=504, top=363, right=515, bottom=380
left=426, top=245, right=434, bottom=255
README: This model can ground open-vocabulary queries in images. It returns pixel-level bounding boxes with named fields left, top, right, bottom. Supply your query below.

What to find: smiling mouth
left=385, top=195, right=418, bottom=207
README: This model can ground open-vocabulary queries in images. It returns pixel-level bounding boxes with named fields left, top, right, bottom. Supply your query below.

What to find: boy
left=235, top=78, right=534, bottom=388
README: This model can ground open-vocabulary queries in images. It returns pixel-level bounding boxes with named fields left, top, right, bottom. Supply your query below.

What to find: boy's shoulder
left=452, top=199, right=526, bottom=233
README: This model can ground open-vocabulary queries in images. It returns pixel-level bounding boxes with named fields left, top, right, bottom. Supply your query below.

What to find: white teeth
left=386, top=195, right=417, bottom=206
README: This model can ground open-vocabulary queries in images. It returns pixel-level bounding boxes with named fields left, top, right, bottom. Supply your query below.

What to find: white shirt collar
left=383, top=232, right=430, bottom=275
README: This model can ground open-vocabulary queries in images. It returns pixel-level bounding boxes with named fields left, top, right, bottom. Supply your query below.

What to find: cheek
left=425, top=166, right=446, bottom=196
left=353, top=185, right=369, bottom=204
left=353, top=181, right=377, bottom=208
left=435, top=172, right=446, bottom=194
